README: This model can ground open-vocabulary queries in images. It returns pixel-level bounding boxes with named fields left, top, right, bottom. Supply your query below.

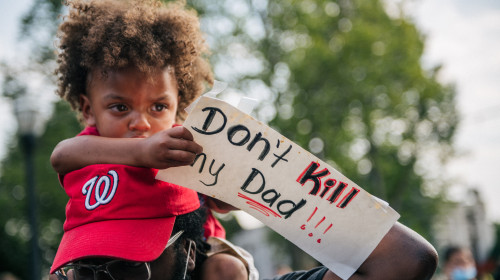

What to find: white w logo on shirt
left=82, top=170, right=119, bottom=210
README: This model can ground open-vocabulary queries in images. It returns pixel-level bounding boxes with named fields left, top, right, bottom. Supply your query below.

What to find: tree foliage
left=264, top=0, right=458, bottom=236
left=0, top=0, right=458, bottom=276
left=191, top=0, right=458, bottom=268
left=191, top=0, right=457, bottom=237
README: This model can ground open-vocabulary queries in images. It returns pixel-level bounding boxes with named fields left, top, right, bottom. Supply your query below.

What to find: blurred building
left=433, top=188, right=496, bottom=263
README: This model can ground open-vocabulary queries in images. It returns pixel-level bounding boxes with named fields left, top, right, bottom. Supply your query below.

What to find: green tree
left=0, top=0, right=72, bottom=276
left=0, top=99, right=81, bottom=277
left=268, top=1, right=457, bottom=237
left=190, top=0, right=457, bottom=268
left=193, top=0, right=457, bottom=237
left=264, top=0, right=457, bottom=237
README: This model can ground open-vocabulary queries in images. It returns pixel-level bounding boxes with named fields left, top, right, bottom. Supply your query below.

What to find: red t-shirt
left=71, top=126, right=226, bottom=239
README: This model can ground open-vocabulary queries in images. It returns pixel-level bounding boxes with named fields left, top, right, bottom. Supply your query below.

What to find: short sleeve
left=58, top=126, right=100, bottom=184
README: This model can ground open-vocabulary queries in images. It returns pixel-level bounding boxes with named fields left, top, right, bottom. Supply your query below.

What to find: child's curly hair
left=56, top=0, right=213, bottom=121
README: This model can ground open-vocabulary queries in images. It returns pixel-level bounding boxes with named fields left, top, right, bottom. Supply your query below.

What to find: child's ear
left=79, top=94, right=96, bottom=126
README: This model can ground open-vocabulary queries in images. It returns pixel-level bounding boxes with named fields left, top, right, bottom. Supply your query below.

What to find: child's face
left=81, top=67, right=179, bottom=138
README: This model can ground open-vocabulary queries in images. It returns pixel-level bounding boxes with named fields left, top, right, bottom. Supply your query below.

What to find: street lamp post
left=14, top=94, right=44, bottom=280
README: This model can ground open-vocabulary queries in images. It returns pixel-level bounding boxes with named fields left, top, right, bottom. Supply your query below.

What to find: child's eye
left=152, top=103, right=168, bottom=112
left=110, top=104, right=128, bottom=112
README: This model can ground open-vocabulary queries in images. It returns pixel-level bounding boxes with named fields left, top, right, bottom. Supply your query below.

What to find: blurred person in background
left=436, top=246, right=493, bottom=280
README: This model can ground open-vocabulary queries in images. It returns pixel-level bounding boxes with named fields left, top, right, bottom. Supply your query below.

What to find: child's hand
left=206, top=197, right=239, bottom=213
left=138, top=126, right=203, bottom=169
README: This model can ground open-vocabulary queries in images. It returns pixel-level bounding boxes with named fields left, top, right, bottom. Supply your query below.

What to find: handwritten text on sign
left=156, top=96, right=400, bottom=280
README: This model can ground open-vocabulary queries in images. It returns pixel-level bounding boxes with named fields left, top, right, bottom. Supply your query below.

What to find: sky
left=0, top=0, right=32, bottom=153
left=0, top=0, right=499, bottom=225
left=401, top=0, right=500, bottom=223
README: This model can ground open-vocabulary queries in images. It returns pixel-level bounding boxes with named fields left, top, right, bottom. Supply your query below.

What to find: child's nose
left=129, top=112, right=151, bottom=132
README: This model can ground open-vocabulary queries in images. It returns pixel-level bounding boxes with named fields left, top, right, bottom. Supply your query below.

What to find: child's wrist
left=132, top=138, right=148, bottom=167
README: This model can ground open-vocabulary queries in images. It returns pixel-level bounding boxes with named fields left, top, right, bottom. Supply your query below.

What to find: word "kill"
left=297, top=162, right=359, bottom=209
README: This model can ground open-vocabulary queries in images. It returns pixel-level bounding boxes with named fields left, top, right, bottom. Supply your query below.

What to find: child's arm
left=51, top=126, right=203, bottom=174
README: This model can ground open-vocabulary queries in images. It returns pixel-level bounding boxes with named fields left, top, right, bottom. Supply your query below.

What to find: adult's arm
left=323, top=222, right=438, bottom=280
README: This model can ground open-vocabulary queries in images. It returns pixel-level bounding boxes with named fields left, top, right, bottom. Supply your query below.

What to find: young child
left=51, top=0, right=257, bottom=279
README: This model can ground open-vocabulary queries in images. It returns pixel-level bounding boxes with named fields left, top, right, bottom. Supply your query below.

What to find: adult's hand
left=49, top=269, right=75, bottom=280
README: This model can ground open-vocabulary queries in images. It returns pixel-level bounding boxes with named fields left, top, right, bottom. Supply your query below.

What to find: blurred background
left=0, top=0, right=499, bottom=279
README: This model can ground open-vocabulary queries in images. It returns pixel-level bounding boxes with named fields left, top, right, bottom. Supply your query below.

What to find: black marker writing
left=191, top=153, right=225, bottom=187
left=297, top=161, right=360, bottom=209
left=191, top=107, right=227, bottom=135
left=272, top=140, right=292, bottom=168
left=191, top=106, right=291, bottom=167
left=240, top=168, right=307, bottom=219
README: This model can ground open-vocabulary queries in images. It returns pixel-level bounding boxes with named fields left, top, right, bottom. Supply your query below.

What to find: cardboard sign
left=156, top=96, right=400, bottom=279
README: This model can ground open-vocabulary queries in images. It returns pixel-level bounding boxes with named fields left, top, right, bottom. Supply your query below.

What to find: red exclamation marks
left=300, top=207, right=333, bottom=243
left=320, top=224, right=333, bottom=243
left=307, top=206, right=318, bottom=222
